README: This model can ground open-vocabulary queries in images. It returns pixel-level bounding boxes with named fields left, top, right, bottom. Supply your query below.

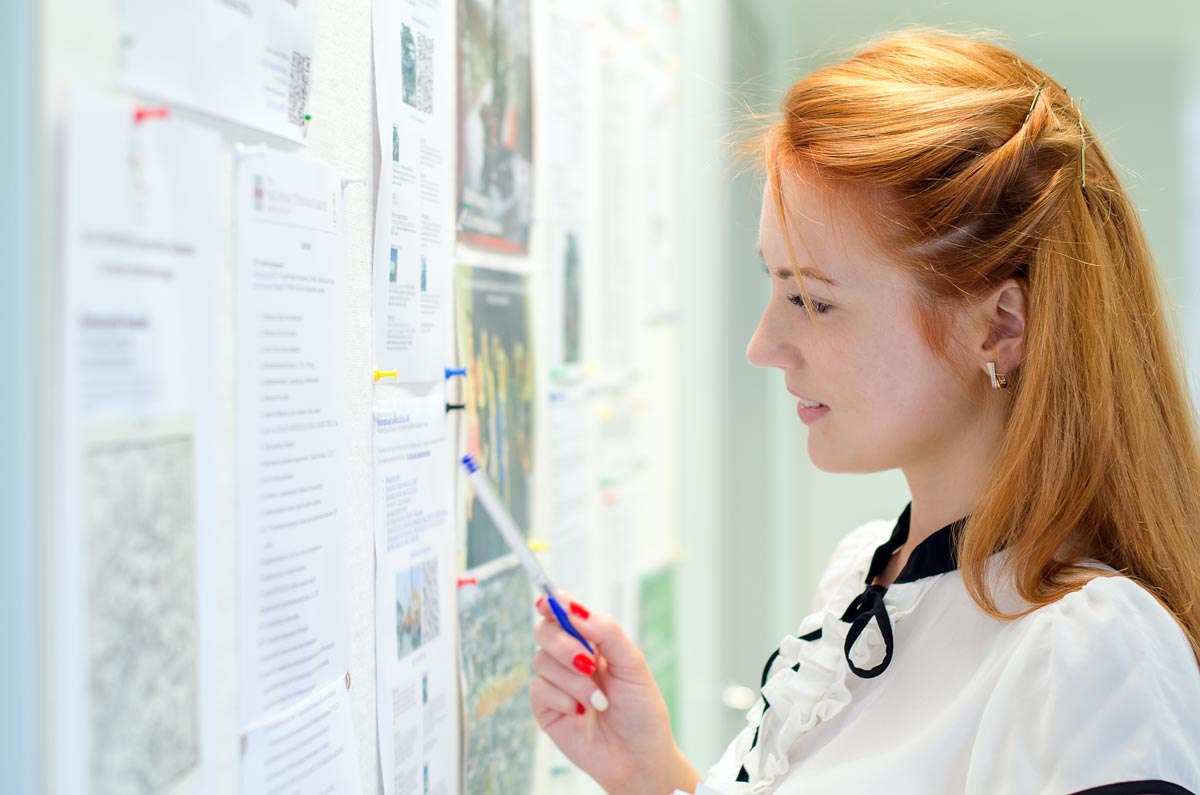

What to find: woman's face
left=747, top=172, right=980, bottom=474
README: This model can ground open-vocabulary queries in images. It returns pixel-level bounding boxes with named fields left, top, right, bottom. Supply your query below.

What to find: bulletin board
left=38, top=0, right=684, bottom=793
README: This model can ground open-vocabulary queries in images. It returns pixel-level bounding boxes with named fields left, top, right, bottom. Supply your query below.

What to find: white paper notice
left=119, top=0, right=317, bottom=143
left=371, top=0, right=454, bottom=380
left=541, top=385, right=593, bottom=601
left=598, top=45, right=642, bottom=371
left=241, top=682, right=363, bottom=795
left=536, top=1, right=596, bottom=371
left=235, top=149, right=352, bottom=730
left=56, top=91, right=220, bottom=795
left=373, top=392, right=459, bottom=795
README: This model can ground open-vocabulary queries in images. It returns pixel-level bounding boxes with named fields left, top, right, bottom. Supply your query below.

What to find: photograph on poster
left=457, top=0, right=533, bottom=252
left=457, top=267, right=536, bottom=569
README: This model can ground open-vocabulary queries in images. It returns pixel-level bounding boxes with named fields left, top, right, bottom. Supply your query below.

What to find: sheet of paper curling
left=233, top=147, right=362, bottom=795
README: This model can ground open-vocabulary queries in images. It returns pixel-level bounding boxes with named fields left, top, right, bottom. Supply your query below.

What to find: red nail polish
left=536, top=596, right=545, bottom=610
left=573, top=653, right=597, bottom=675
left=569, top=601, right=590, bottom=620
left=575, top=701, right=586, bottom=715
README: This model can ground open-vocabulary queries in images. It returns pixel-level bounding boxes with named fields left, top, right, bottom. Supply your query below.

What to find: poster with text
left=371, top=0, right=455, bottom=380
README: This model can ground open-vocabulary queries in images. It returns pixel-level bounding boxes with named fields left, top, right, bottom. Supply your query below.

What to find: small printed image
left=395, top=558, right=441, bottom=661
left=402, top=24, right=417, bottom=108
left=562, top=231, right=581, bottom=365
left=422, top=673, right=429, bottom=704
left=395, top=564, right=423, bottom=661
left=389, top=247, right=399, bottom=283
left=420, top=256, right=428, bottom=292
left=392, top=123, right=400, bottom=162
left=420, top=558, right=440, bottom=642
left=402, top=23, right=434, bottom=114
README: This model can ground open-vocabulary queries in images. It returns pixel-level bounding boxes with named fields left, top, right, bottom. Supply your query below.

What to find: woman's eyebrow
left=755, top=244, right=841, bottom=287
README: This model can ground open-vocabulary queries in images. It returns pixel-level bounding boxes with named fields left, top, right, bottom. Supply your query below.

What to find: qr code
left=415, top=32, right=433, bottom=114
left=288, top=50, right=312, bottom=127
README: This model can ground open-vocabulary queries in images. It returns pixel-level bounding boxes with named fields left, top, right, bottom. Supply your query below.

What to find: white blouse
left=704, top=504, right=1200, bottom=794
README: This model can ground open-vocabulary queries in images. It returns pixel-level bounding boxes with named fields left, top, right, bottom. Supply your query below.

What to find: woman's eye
left=787, top=294, right=832, bottom=314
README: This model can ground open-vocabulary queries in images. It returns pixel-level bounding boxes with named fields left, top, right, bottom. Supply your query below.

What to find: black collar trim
left=865, top=502, right=967, bottom=586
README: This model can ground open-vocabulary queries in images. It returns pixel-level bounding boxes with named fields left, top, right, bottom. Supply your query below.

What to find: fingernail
left=536, top=596, right=545, bottom=610
left=569, top=601, right=590, bottom=619
left=590, top=689, right=609, bottom=712
left=575, top=701, right=585, bottom=715
left=572, top=653, right=597, bottom=675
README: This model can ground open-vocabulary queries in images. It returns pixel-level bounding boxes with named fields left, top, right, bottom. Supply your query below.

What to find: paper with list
left=56, top=90, right=220, bottom=795
left=234, top=148, right=354, bottom=757
left=371, top=0, right=454, bottom=380
left=240, top=682, right=362, bottom=795
left=119, top=0, right=317, bottom=142
left=372, top=392, right=459, bottom=795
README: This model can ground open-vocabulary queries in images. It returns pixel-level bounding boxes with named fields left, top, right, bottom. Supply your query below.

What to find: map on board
left=458, top=561, right=537, bottom=794
left=85, top=425, right=199, bottom=794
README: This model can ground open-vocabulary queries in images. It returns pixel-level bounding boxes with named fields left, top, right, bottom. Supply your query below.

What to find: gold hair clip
left=1076, top=97, right=1087, bottom=190
left=1024, top=80, right=1047, bottom=126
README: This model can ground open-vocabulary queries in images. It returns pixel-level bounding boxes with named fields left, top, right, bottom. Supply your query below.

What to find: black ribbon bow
left=839, top=583, right=894, bottom=679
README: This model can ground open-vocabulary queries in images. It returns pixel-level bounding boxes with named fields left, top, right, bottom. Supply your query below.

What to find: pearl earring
left=986, top=362, right=1008, bottom=389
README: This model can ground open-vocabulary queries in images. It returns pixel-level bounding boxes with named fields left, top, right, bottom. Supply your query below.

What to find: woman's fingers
left=535, top=594, right=644, bottom=672
left=534, top=619, right=609, bottom=710
left=533, top=649, right=610, bottom=713
left=529, top=675, right=584, bottom=729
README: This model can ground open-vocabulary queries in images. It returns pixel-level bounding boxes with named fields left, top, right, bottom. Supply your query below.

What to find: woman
left=530, top=29, right=1200, bottom=794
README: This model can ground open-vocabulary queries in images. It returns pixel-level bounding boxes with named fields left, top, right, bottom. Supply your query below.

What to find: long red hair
left=755, top=29, right=1200, bottom=658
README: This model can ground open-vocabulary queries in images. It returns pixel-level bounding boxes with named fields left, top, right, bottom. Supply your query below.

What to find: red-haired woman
left=530, top=29, right=1200, bottom=795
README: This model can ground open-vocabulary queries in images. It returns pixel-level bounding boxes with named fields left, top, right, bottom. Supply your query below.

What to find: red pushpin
left=134, top=106, right=169, bottom=124
left=456, top=576, right=478, bottom=588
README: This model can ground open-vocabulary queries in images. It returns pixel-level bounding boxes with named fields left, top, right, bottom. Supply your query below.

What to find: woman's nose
left=746, top=304, right=800, bottom=371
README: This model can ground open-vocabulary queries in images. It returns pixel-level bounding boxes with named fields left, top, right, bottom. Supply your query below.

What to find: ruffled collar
left=726, top=503, right=968, bottom=792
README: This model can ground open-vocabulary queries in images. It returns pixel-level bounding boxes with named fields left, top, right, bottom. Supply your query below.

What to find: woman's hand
left=530, top=594, right=700, bottom=795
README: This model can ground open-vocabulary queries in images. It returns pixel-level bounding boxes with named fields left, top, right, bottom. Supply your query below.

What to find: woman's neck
left=898, top=400, right=1007, bottom=575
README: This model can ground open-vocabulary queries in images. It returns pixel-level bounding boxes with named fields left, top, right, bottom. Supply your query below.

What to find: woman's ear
left=978, top=278, right=1026, bottom=373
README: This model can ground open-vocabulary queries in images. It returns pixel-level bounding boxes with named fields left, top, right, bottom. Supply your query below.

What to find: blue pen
left=460, top=455, right=594, bottom=655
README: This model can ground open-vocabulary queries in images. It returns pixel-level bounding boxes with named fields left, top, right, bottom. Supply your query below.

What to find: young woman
left=530, top=29, right=1200, bottom=794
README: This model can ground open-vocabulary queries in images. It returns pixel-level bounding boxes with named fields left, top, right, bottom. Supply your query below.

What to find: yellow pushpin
left=373, top=369, right=398, bottom=383
left=528, top=539, right=550, bottom=553
left=596, top=405, right=615, bottom=421
left=671, top=544, right=686, bottom=562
